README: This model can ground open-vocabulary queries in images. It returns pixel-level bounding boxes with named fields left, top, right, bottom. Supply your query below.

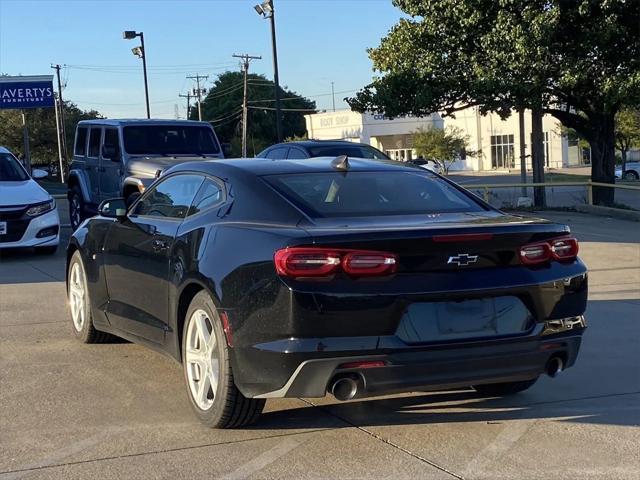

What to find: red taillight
left=274, top=248, right=341, bottom=277
left=519, top=237, right=578, bottom=265
left=550, top=237, right=579, bottom=260
left=338, top=360, right=386, bottom=369
left=343, top=252, right=397, bottom=276
left=274, top=248, right=398, bottom=279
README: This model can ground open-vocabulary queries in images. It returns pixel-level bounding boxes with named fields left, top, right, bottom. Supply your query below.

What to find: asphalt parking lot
left=1, top=207, right=639, bottom=480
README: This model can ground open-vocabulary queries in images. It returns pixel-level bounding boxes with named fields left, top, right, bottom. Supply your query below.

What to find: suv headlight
left=26, top=199, right=56, bottom=217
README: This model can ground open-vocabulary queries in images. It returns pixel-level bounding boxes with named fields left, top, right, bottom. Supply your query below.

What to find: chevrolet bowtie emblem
left=447, top=253, right=479, bottom=267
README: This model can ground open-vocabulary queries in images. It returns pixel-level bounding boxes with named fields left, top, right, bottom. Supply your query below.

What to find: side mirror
left=32, top=169, right=48, bottom=180
left=99, top=198, right=127, bottom=220
left=102, top=144, right=119, bottom=161
left=221, top=142, right=232, bottom=158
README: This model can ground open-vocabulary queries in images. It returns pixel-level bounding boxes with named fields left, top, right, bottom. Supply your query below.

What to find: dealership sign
left=0, top=75, right=55, bottom=109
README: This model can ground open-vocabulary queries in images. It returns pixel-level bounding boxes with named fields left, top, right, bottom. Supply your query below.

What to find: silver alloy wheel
left=69, top=262, right=86, bottom=332
left=70, top=196, right=81, bottom=228
left=185, top=309, right=220, bottom=411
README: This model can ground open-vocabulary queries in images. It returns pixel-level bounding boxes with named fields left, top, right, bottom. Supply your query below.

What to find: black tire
left=473, top=378, right=538, bottom=397
left=67, top=251, right=113, bottom=343
left=69, top=187, right=85, bottom=231
left=623, top=170, right=639, bottom=181
left=36, top=245, right=58, bottom=255
left=182, top=291, right=265, bottom=428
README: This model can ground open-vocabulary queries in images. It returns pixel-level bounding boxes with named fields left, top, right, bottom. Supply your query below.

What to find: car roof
left=170, top=156, right=423, bottom=177
left=77, top=119, right=211, bottom=127
left=0, top=146, right=12, bottom=154
left=270, top=140, right=376, bottom=150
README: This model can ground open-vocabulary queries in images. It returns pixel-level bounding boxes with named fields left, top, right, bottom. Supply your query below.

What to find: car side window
left=75, top=127, right=88, bottom=156
left=103, top=128, right=121, bottom=159
left=286, top=147, right=307, bottom=159
left=266, top=147, right=288, bottom=159
left=133, top=174, right=204, bottom=219
left=188, top=178, right=225, bottom=216
left=88, top=128, right=102, bottom=158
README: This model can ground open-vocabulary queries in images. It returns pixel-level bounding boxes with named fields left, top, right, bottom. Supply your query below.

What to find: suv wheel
left=69, top=187, right=85, bottom=231
left=182, top=291, right=265, bottom=428
left=623, top=170, right=639, bottom=181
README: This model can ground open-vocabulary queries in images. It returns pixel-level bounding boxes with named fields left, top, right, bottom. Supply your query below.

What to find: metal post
left=587, top=181, right=593, bottom=205
left=268, top=1, right=283, bottom=142
left=518, top=108, right=527, bottom=197
left=331, top=81, right=336, bottom=112
left=53, top=95, right=65, bottom=183
left=21, top=111, right=31, bottom=173
left=51, top=64, right=68, bottom=161
left=140, top=33, right=151, bottom=119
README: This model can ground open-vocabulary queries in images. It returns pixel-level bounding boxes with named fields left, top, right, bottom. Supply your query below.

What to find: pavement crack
left=0, top=428, right=330, bottom=477
left=299, top=398, right=465, bottom=480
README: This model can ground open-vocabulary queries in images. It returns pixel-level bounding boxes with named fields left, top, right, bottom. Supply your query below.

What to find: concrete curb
left=575, top=204, right=640, bottom=222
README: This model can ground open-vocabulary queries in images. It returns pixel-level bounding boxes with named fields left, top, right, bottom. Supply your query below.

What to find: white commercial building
left=304, top=110, right=443, bottom=163
left=305, top=107, right=594, bottom=171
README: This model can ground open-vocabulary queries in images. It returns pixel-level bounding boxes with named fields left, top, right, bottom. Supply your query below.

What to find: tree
left=615, top=107, right=640, bottom=175
left=413, top=126, right=474, bottom=174
left=200, top=71, right=316, bottom=157
left=348, top=0, right=640, bottom=205
left=0, top=101, right=102, bottom=167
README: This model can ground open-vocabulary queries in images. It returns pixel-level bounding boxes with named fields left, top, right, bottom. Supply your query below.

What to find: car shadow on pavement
left=253, top=387, right=639, bottom=431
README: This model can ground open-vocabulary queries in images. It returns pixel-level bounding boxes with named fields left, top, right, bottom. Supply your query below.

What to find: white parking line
left=462, top=419, right=535, bottom=477
left=220, top=437, right=305, bottom=480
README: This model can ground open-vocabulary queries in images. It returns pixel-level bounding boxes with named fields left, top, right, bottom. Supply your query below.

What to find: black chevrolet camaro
left=66, top=157, right=587, bottom=428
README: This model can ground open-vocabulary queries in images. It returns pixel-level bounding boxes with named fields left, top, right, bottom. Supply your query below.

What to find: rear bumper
left=236, top=318, right=585, bottom=399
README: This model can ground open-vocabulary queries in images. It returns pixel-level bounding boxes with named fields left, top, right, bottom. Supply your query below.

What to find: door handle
left=151, top=239, right=169, bottom=252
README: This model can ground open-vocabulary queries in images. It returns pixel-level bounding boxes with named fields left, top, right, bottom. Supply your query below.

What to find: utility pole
left=269, top=1, right=283, bottom=142
left=187, top=74, right=208, bottom=121
left=51, top=64, right=67, bottom=161
left=331, top=81, right=336, bottom=112
left=179, top=92, right=194, bottom=119
left=53, top=94, right=65, bottom=183
left=139, top=32, right=150, bottom=118
left=531, top=107, right=546, bottom=207
left=233, top=53, right=261, bottom=157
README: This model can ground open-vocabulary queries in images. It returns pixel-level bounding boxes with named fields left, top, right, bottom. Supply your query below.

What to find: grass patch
left=544, top=173, right=591, bottom=182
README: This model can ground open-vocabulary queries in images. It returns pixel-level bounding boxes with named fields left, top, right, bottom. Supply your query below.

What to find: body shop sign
left=0, top=75, right=55, bottom=109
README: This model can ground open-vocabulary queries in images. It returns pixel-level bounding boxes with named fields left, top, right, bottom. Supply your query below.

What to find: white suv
left=0, top=147, right=60, bottom=254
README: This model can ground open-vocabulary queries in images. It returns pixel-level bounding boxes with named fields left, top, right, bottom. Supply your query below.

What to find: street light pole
left=139, top=32, right=150, bottom=119
left=123, top=30, right=150, bottom=118
left=255, top=0, right=283, bottom=143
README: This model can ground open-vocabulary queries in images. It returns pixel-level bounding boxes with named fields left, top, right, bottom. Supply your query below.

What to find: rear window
left=264, top=171, right=485, bottom=218
left=123, top=125, right=220, bottom=155
left=307, top=145, right=389, bottom=160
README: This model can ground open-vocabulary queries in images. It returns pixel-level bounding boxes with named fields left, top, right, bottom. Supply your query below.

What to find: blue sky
left=0, top=0, right=402, bottom=118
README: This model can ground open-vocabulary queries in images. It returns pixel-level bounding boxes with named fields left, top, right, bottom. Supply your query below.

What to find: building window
left=490, top=134, right=515, bottom=169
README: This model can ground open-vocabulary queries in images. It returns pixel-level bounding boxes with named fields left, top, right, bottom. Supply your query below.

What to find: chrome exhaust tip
left=546, top=356, right=564, bottom=378
left=330, top=376, right=359, bottom=401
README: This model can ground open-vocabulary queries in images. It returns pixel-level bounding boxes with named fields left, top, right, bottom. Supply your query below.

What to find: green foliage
left=200, top=71, right=316, bottom=157
left=615, top=107, right=640, bottom=158
left=348, top=0, right=640, bottom=204
left=0, top=102, right=102, bottom=166
left=413, top=126, right=474, bottom=172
